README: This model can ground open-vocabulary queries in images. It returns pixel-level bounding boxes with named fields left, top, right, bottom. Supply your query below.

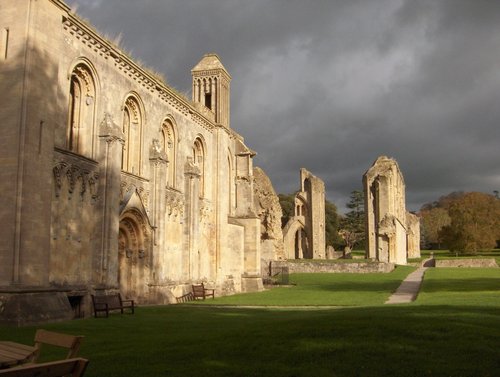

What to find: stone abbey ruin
left=0, top=0, right=419, bottom=325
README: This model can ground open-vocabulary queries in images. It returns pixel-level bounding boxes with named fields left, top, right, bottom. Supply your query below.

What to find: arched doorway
left=118, top=208, right=151, bottom=301
left=294, top=228, right=309, bottom=259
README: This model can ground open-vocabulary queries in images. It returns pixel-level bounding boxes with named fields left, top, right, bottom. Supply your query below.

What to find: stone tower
left=191, top=53, right=231, bottom=128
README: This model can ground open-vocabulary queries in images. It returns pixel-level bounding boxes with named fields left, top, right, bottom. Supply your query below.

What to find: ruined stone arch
left=192, top=135, right=206, bottom=198
left=161, top=116, right=177, bottom=188
left=67, top=58, right=99, bottom=157
left=121, top=92, right=145, bottom=176
left=283, top=217, right=308, bottom=259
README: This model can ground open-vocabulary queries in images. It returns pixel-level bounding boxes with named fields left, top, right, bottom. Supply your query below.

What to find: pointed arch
left=161, top=116, right=177, bottom=188
left=121, top=93, right=144, bottom=175
left=192, top=136, right=206, bottom=198
left=67, top=59, right=99, bottom=157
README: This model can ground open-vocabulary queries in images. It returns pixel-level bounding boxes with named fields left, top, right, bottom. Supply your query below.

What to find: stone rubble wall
left=272, top=260, right=395, bottom=274
left=434, top=258, right=498, bottom=268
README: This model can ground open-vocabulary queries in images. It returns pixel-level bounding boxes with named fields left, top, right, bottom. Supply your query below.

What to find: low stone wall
left=271, top=260, right=395, bottom=273
left=435, top=258, right=498, bottom=268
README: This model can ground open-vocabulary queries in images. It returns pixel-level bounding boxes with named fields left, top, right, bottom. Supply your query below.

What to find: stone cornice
left=192, top=69, right=231, bottom=82
left=57, top=3, right=217, bottom=133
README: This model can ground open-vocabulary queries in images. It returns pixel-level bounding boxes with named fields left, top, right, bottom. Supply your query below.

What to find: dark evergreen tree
left=339, top=190, right=365, bottom=249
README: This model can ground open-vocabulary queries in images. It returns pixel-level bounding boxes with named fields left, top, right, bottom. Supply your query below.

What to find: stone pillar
left=183, top=157, right=200, bottom=280
left=149, top=139, right=168, bottom=283
left=97, top=113, right=124, bottom=287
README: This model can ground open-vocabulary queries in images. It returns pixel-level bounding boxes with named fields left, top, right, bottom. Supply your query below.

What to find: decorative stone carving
left=99, top=112, right=124, bottom=142
left=53, top=160, right=99, bottom=202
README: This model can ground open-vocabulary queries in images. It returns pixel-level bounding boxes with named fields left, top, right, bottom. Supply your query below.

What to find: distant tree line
left=419, top=191, right=500, bottom=253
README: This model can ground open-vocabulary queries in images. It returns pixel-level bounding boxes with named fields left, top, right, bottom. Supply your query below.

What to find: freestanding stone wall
left=283, top=169, right=326, bottom=259
left=406, top=212, right=421, bottom=259
left=363, top=156, right=419, bottom=264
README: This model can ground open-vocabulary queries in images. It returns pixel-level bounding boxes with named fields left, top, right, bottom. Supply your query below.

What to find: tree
left=419, top=207, right=451, bottom=249
left=439, top=192, right=500, bottom=253
left=278, top=193, right=295, bottom=228
left=325, top=199, right=343, bottom=248
left=339, top=190, right=365, bottom=250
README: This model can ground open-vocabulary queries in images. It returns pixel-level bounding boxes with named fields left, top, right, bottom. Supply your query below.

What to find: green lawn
left=0, top=267, right=499, bottom=377
left=198, top=265, right=415, bottom=306
left=417, top=268, right=500, bottom=306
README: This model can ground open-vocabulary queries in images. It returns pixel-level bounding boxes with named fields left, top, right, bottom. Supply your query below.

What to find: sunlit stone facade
left=0, top=0, right=264, bottom=324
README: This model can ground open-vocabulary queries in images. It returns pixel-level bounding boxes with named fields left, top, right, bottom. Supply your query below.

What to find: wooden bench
left=175, top=292, right=194, bottom=303
left=175, top=283, right=215, bottom=303
left=0, top=358, right=89, bottom=377
left=192, top=283, right=215, bottom=300
left=33, top=329, right=84, bottom=362
left=91, top=294, right=134, bottom=318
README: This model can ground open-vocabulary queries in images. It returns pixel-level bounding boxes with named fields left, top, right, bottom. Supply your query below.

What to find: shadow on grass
left=421, top=277, right=500, bottom=292
left=2, top=305, right=498, bottom=377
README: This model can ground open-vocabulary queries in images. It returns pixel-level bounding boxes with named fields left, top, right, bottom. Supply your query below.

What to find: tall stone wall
left=363, top=156, right=419, bottom=265
left=0, top=0, right=262, bottom=325
left=283, top=169, right=326, bottom=259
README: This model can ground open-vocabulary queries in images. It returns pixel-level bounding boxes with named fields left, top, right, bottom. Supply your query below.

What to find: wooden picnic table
left=0, top=341, right=36, bottom=369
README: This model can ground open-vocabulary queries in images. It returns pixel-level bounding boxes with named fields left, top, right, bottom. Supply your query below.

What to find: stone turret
left=191, top=53, right=231, bottom=128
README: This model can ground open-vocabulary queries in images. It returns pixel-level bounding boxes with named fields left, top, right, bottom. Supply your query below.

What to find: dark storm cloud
left=69, top=0, right=500, bottom=212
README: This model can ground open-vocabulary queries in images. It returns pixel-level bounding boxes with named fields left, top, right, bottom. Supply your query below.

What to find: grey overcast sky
left=67, top=0, right=500, bottom=213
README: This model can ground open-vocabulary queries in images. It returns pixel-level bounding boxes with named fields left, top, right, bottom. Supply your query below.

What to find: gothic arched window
left=193, top=137, right=205, bottom=198
left=161, top=118, right=177, bottom=188
left=122, top=95, right=143, bottom=175
left=68, top=63, right=96, bottom=156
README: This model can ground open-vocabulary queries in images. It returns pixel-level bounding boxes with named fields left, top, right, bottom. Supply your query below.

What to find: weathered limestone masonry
left=252, top=167, right=285, bottom=270
left=283, top=169, right=326, bottom=259
left=406, top=212, right=421, bottom=259
left=273, top=260, right=395, bottom=274
left=363, top=156, right=420, bottom=265
left=0, top=0, right=263, bottom=325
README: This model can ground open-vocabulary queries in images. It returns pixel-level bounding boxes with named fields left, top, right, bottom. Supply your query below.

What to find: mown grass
left=0, top=267, right=498, bottom=377
left=417, top=268, right=500, bottom=306
left=197, top=265, right=415, bottom=306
